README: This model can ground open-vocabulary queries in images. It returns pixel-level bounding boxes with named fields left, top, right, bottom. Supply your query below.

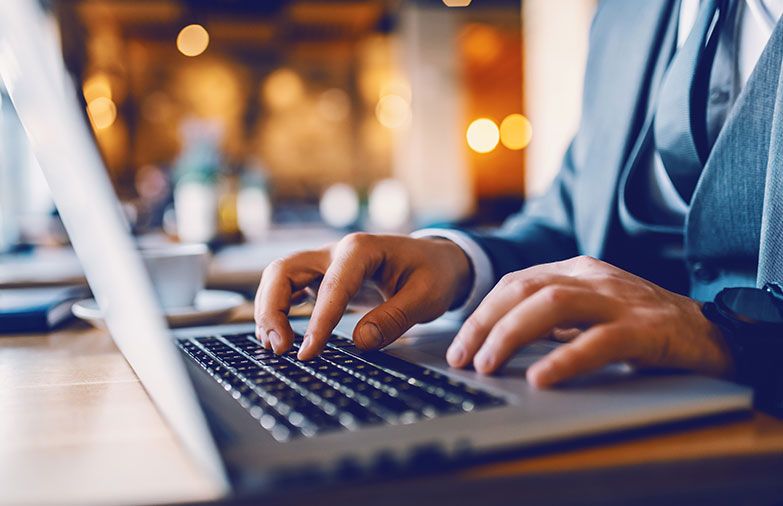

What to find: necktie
left=654, top=0, right=734, bottom=202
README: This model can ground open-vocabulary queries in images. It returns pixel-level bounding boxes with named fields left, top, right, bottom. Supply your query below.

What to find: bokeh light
left=317, top=88, right=351, bottom=122
left=82, top=73, right=112, bottom=103
left=86, top=96, right=117, bottom=130
left=320, top=183, right=359, bottom=229
left=177, top=24, right=210, bottom=57
left=375, top=94, right=411, bottom=129
left=466, top=118, right=499, bottom=153
left=443, top=0, right=472, bottom=6
left=500, top=113, right=533, bottom=150
left=368, top=179, right=410, bottom=230
left=461, top=24, right=503, bottom=66
left=262, top=68, right=305, bottom=110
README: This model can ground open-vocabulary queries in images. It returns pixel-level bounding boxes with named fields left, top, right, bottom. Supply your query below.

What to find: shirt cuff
left=411, top=228, right=495, bottom=320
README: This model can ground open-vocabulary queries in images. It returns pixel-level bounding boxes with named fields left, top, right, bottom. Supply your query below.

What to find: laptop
left=0, top=0, right=752, bottom=499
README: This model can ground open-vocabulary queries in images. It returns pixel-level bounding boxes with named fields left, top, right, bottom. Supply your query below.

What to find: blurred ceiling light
left=375, top=94, right=411, bottom=129
left=263, top=68, right=305, bottom=110
left=317, top=88, right=350, bottom=122
left=320, top=183, right=359, bottom=229
left=86, top=96, right=117, bottom=130
left=461, top=24, right=503, bottom=66
left=467, top=118, right=499, bottom=153
left=380, top=80, right=412, bottom=103
left=443, top=0, right=472, bottom=5
left=82, top=73, right=112, bottom=103
left=368, top=179, right=410, bottom=231
left=500, top=113, right=533, bottom=150
left=177, top=24, right=210, bottom=57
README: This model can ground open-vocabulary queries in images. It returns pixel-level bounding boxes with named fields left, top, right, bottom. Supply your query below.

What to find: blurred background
left=0, top=0, right=595, bottom=256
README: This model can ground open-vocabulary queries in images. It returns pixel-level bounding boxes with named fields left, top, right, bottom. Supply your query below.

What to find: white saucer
left=72, top=289, right=245, bottom=328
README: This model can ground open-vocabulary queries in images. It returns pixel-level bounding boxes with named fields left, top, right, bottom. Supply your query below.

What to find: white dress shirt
left=418, top=0, right=783, bottom=318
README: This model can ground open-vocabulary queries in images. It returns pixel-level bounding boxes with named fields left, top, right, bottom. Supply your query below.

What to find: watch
left=702, top=283, right=783, bottom=416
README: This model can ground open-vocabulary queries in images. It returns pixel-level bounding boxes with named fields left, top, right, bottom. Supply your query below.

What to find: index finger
left=254, top=250, right=328, bottom=353
left=298, top=236, right=382, bottom=360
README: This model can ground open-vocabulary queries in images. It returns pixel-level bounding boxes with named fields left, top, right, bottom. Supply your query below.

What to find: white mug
left=140, top=243, right=209, bottom=310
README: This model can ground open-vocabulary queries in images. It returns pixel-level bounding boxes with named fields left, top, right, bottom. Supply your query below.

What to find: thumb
left=352, top=276, right=444, bottom=350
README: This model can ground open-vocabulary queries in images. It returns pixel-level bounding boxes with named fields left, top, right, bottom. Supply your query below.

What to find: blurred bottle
left=218, top=174, right=240, bottom=240
left=173, top=119, right=222, bottom=244
left=236, top=161, right=272, bottom=242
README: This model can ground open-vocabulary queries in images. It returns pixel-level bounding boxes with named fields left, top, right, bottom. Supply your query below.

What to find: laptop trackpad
left=387, top=327, right=560, bottom=378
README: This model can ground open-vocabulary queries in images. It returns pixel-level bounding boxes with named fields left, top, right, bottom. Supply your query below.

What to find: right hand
left=254, top=233, right=472, bottom=360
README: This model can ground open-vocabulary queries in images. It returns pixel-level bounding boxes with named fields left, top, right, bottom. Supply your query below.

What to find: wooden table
left=2, top=304, right=783, bottom=506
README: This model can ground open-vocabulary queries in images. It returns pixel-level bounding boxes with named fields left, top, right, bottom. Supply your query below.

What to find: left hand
left=446, top=255, right=735, bottom=387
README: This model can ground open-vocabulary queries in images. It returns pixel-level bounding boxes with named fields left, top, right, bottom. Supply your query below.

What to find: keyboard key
left=178, top=333, right=505, bottom=442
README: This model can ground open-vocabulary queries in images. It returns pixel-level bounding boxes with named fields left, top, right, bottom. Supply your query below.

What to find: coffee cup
left=140, top=243, right=209, bottom=310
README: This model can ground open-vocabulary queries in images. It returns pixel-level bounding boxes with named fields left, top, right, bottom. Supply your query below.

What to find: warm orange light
left=467, top=118, right=499, bottom=153
left=461, top=24, right=503, bottom=66
left=262, top=68, right=304, bottom=110
left=443, top=0, right=472, bottom=6
left=177, top=24, right=209, bottom=57
left=86, top=97, right=117, bottom=130
left=375, top=94, right=411, bottom=129
left=83, top=73, right=112, bottom=103
left=500, top=114, right=533, bottom=150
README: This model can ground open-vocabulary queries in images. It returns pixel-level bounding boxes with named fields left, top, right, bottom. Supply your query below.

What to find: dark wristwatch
left=702, top=283, right=783, bottom=416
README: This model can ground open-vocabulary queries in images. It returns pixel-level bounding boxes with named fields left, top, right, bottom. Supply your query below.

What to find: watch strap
left=702, top=300, right=783, bottom=417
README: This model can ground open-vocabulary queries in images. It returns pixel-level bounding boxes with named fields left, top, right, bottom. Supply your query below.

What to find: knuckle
left=379, top=305, right=411, bottom=336
left=462, top=314, right=489, bottom=337
left=538, top=285, right=569, bottom=305
left=319, top=276, right=347, bottom=299
left=575, top=255, right=600, bottom=269
left=341, top=232, right=372, bottom=251
left=498, top=272, right=519, bottom=288
left=497, top=273, right=537, bottom=299
left=262, top=259, right=286, bottom=279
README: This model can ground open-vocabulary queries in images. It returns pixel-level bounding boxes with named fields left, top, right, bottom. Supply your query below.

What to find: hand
left=254, top=233, right=472, bottom=360
left=446, top=255, right=735, bottom=387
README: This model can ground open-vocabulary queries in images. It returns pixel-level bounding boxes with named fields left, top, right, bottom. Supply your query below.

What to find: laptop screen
left=0, top=0, right=228, bottom=492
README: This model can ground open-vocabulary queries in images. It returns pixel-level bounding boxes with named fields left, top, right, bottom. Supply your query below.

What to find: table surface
left=2, top=303, right=783, bottom=506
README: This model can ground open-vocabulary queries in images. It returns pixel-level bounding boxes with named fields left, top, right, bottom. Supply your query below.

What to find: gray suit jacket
left=467, top=0, right=783, bottom=302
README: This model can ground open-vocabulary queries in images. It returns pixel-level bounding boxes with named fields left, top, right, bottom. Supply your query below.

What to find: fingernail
left=474, top=350, right=494, bottom=373
left=268, top=330, right=282, bottom=353
left=447, top=342, right=465, bottom=366
left=360, top=323, right=382, bottom=349
left=298, top=335, right=311, bottom=359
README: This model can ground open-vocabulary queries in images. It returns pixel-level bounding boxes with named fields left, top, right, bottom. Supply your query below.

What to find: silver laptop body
left=0, top=0, right=752, bottom=498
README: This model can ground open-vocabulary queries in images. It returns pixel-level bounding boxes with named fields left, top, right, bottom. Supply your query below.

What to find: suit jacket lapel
left=685, top=17, right=783, bottom=276
left=757, top=21, right=783, bottom=286
left=576, top=0, right=677, bottom=257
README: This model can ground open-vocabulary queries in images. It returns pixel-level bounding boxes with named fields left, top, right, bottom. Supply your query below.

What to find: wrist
left=701, top=310, right=737, bottom=379
left=422, top=238, right=473, bottom=309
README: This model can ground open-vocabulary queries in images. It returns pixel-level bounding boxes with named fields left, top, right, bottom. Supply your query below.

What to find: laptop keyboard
left=178, top=332, right=506, bottom=442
